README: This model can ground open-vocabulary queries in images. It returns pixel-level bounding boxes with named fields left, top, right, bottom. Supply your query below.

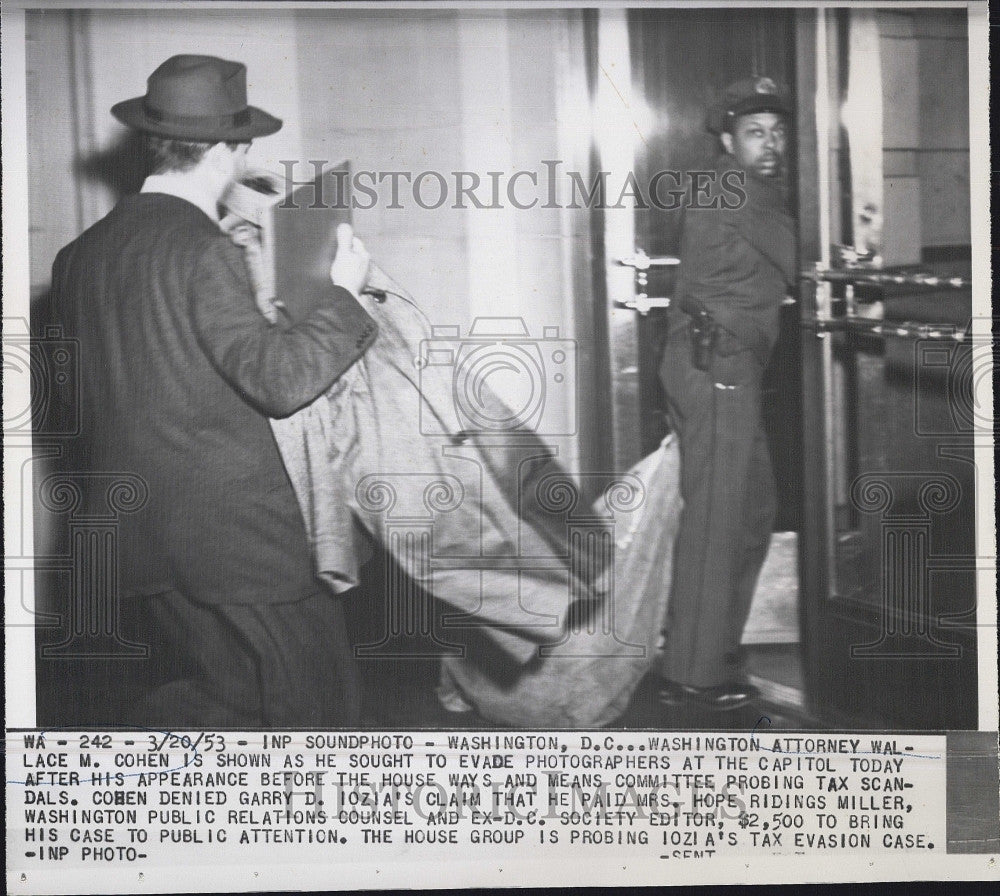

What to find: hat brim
left=707, top=99, right=790, bottom=135
left=729, top=97, right=790, bottom=120
left=111, top=96, right=282, bottom=142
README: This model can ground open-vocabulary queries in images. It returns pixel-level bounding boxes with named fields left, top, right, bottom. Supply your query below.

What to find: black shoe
left=658, top=679, right=759, bottom=711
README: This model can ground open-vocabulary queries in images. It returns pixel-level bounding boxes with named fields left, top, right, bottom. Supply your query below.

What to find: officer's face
left=722, top=112, right=787, bottom=179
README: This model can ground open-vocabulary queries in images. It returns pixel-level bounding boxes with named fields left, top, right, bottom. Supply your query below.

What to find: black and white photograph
left=3, top=0, right=996, bottom=889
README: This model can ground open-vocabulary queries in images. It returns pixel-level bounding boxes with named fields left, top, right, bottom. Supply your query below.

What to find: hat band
left=142, top=100, right=251, bottom=132
left=727, top=101, right=787, bottom=118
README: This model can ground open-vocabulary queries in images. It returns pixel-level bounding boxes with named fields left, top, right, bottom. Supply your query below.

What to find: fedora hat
left=111, top=54, right=282, bottom=142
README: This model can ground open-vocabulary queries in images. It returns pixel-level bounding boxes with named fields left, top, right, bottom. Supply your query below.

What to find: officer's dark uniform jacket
left=672, top=153, right=796, bottom=364
left=657, top=152, right=797, bottom=689
left=50, top=193, right=378, bottom=606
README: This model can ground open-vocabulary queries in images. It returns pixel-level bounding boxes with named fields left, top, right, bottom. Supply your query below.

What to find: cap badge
left=754, top=76, right=777, bottom=94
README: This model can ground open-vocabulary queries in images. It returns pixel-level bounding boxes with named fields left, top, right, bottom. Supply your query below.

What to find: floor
left=350, top=528, right=815, bottom=731
left=353, top=643, right=817, bottom=731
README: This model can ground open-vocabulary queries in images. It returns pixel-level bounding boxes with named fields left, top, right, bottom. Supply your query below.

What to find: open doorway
left=599, top=6, right=977, bottom=729
left=597, top=7, right=806, bottom=716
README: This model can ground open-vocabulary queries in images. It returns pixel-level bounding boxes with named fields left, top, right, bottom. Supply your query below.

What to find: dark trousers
left=117, top=588, right=361, bottom=728
left=658, top=329, right=776, bottom=687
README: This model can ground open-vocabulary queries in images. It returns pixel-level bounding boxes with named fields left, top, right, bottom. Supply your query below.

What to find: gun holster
left=687, top=309, right=717, bottom=372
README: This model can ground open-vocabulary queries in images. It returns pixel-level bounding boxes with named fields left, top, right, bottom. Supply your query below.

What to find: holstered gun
left=687, top=307, right=717, bottom=372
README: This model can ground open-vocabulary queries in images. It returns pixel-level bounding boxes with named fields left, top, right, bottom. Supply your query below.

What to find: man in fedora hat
left=657, top=76, right=797, bottom=712
left=49, top=55, right=377, bottom=726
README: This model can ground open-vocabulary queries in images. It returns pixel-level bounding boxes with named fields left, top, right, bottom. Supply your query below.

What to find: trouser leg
left=659, top=343, right=771, bottom=687
left=221, top=595, right=362, bottom=728
left=727, top=421, right=777, bottom=659
left=119, top=589, right=361, bottom=728
left=117, top=593, right=258, bottom=727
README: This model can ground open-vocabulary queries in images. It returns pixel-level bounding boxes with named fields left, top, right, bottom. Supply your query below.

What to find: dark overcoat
left=50, top=192, right=377, bottom=605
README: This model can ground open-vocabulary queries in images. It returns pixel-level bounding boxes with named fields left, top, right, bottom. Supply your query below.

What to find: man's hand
left=330, top=223, right=370, bottom=298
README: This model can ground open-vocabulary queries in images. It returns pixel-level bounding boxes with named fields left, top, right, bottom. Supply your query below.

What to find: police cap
left=706, top=76, right=791, bottom=134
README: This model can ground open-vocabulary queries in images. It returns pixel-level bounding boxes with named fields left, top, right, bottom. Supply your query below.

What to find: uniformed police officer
left=658, top=77, right=797, bottom=709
